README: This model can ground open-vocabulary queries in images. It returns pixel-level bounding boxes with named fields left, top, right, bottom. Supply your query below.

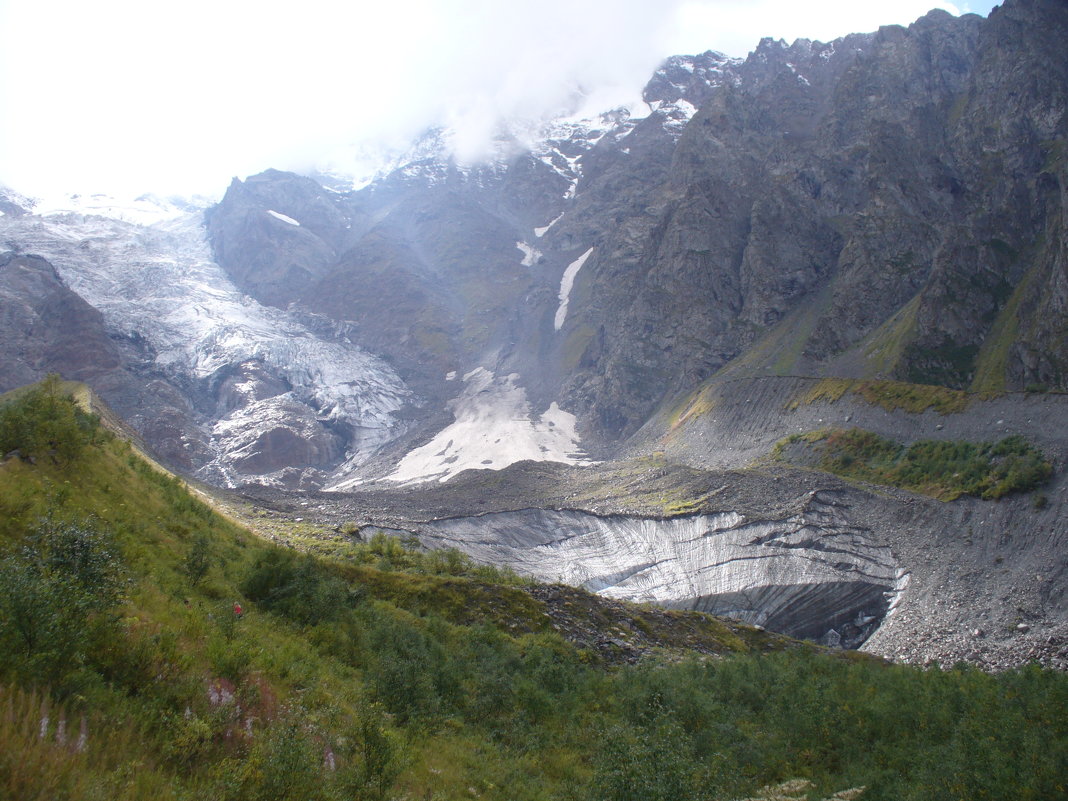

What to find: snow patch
left=382, top=369, right=593, bottom=485
left=674, top=99, right=698, bottom=119
left=516, top=241, right=541, bottom=267
left=785, top=63, right=810, bottom=87
left=534, top=213, right=563, bottom=237
left=266, top=209, right=300, bottom=226
left=555, top=247, right=594, bottom=330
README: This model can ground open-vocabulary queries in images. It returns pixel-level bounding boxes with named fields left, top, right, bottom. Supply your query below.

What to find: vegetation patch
left=970, top=260, right=1041, bottom=396
left=903, top=339, right=980, bottom=389
left=715, top=285, right=834, bottom=379
left=668, top=385, right=717, bottom=432
left=562, top=323, right=596, bottom=371
left=860, top=293, right=922, bottom=376
left=773, top=427, right=1053, bottom=500
left=788, top=377, right=970, bottom=414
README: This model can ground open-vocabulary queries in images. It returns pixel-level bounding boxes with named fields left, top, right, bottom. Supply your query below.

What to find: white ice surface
left=30, top=192, right=209, bottom=226
left=380, top=368, right=593, bottom=485
left=0, top=206, right=409, bottom=486
left=554, top=247, right=593, bottom=330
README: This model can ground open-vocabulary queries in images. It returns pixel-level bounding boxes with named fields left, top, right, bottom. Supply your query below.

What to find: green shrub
left=774, top=428, right=1053, bottom=500
left=592, top=715, right=696, bottom=801
left=229, top=719, right=326, bottom=801
left=0, top=375, right=99, bottom=466
left=361, top=609, right=459, bottom=725
left=333, top=713, right=404, bottom=801
left=0, top=518, right=125, bottom=689
left=183, top=533, right=212, bottom=586
left=242, top=550, right=351, bottom=626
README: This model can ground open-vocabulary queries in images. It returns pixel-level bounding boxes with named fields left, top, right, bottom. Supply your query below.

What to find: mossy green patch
left=1040, top=138, right=1067, bottom=174
left=714, top=285, right=834, bottom=380
left=772, top=427, right=1052, bottom=501
left=562, top=323, right=596, bottom=371
left=667, top=385, right=717, bottom=432
left=562, top=454, right=731, bottom=517
left=971, top=261, right=1042, bottom=396
left=787, top=377, right=970, bottom=414
left=860, top=293, right=921, bottom=376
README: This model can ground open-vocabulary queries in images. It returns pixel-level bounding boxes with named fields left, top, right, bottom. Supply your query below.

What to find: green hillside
left=1, top=378, right=1066, bottom=800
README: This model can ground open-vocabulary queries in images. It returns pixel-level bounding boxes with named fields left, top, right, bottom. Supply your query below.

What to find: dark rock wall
left=560, top=2, right=1066, bottom=437
left=204, top=0, right=1067, bottom=444
left=0, top=252, right=209, bottom=470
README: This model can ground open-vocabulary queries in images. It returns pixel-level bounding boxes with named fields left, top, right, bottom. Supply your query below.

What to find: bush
left=242, top=550, right=351, bottom=626
left=592, top=714, right=696, bottom=801
left=777, top=428, right=1053, bottom=500
left=361, top=610, right=459, bottom=725
left=0, top=519, right=125, bottom=688
left=183, top=534, right=212, bottom=586
left=333, top=713, right=404, bottom=801
left=229, top=719, right=326, bottom=801
left=0, top=376, right=98, bottom=466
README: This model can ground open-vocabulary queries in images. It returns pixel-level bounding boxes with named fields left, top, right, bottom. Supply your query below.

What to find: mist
left=0, top=0, right=990, bottom=200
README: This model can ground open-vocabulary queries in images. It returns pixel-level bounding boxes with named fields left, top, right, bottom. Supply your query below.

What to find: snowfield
left=370, top=368, right=594, bottom=486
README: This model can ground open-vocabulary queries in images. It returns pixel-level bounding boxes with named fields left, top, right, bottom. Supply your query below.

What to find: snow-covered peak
left=644, top=50, right=742, bottom=108
left=24, top=191, right=215, bottom=226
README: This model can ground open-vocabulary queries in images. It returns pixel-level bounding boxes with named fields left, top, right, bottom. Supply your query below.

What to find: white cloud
left=0, top=0, right=991, bottom=200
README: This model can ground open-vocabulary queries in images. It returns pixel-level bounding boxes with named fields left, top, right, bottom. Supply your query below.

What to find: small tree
left=0, top=375, right=97, bottom=465
left=0, top=519, right=125, bottom=688
left=184, top=533, right=212, bottom=586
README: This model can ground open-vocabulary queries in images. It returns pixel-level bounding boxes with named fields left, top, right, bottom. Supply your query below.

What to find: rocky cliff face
left=0, top=252, right=120, bottom=387
left=555, top=0, right=1067, bottom=435
left=3, top=4, right=1061, bottom=485
left=201, top=1, right=1067, bottom=452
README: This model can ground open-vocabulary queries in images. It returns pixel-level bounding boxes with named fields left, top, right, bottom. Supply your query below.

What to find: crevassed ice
left=0, top=205, right=410, bottom=485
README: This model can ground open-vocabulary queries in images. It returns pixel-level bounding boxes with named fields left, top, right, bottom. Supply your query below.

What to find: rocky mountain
left=1, top=0, right=1066, bottom=665
left=202, top=0, right=1066, bottom=454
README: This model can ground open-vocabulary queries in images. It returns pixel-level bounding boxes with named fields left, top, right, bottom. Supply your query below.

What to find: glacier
left=365, top=490, right=906, bottom=648
left=0, top=197, right=411, bottom=488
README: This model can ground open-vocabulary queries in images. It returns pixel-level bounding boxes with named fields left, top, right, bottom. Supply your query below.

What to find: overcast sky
left=0, top=0, right=996, bottom=200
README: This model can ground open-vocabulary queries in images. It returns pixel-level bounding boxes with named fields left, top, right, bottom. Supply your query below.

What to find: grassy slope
left=1, top=383, right=1067, bottom=800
